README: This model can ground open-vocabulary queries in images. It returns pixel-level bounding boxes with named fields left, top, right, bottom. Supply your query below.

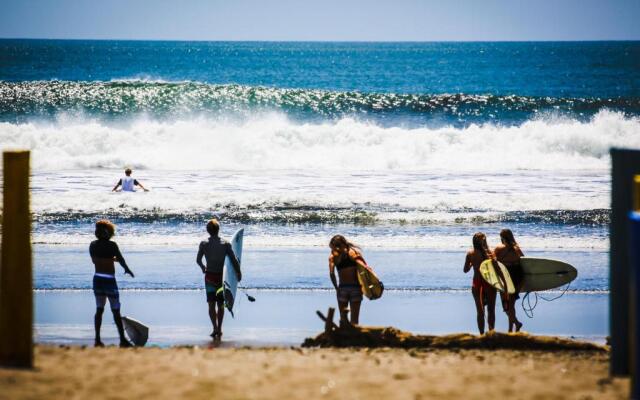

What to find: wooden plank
left=0, top=151, right=33, bottom=368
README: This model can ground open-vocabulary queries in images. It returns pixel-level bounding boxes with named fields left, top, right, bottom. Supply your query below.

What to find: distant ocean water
left=1, top=40, right=639, bottom=293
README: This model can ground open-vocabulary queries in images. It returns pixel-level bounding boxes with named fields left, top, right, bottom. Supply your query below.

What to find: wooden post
left=610, top=149, right=640, bottom=376
left=631, top=176, right=640, bottom=398
left=325, top=308, right=336, bottom=334
left=0, top=151, right=33, bottom=368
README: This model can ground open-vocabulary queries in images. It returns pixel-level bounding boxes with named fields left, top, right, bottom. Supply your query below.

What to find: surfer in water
left=112, top=168, right=149, bottom=192
left=463, top=232, right=497, bottom=334
left=196, top=219, right=242, bottom=339
left=328, top=235, right=367, bottom=325
left=495, top=229, right=525, bottom=332
left=90, top=220, right=135, bottom=347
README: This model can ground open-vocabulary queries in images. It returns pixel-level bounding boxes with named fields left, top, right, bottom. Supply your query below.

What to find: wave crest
left=1, top=110, right=638, bottom=171
left=1, top=81, right=639, bottom=125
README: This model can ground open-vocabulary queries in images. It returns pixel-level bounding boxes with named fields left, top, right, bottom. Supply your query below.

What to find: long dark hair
left=500, top=228, right=518, bottom=250
left=329, top=235, right=360, bottom=257
left=472, top=232, right=493, bottom=260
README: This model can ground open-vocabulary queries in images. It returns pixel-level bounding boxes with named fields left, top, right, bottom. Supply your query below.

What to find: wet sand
left=0, top=345, right=629, bottom=400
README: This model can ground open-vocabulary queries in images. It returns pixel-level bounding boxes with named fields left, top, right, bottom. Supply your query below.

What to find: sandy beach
left=0, top=345, right=629, bottom=400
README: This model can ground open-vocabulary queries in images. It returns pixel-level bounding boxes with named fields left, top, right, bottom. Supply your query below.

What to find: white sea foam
left=0, top=109, right=637, bottom=172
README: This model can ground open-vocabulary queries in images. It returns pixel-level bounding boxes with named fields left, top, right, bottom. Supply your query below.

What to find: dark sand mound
left=302, top=308, right=606, bottom=351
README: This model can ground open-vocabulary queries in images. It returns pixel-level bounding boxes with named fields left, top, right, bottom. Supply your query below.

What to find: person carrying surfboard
left=463, top=232, right=497, bottom=335
left=494, top=228, right=525, bottom=332
left=196, top=219, right=242, bottom=339
left=89, top=219, right=135, bottom=347
left=328, top=235, right=370, bottom=325
left=112, top=168, right=149, bottom=192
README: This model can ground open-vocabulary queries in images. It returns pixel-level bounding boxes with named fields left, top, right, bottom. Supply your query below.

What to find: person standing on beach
left=90, top=220, right=135, bottom=347
left=463, top=232, right=497, bottom=334
left=112, top=168, right=149, bottom=192
left=328, top=235, right=367, bottom=325
left=196, top=219, right=242, bottom=339
left=495, top=228, right=525, bottom=332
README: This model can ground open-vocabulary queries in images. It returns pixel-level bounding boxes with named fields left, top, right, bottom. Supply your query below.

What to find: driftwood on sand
left=302, top=307, right=606, bottom=352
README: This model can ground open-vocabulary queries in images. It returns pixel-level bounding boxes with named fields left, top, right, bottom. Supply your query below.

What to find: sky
left=0, top=0, right=639, bottom=41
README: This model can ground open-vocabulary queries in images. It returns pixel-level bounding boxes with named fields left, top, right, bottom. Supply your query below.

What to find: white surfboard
left=222, top=228, right=244, bottom=317
left=520, top=257, right=577, bottom=292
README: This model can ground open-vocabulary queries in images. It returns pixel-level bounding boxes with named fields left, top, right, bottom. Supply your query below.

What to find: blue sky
left=1, top=0, right=638, bottom=41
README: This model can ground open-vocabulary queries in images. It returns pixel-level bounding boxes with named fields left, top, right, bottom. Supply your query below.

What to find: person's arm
left=113, top=242, right=134, bottom=277
left=328, top=255, right=338, bottom=290
left=112, top=179, right=122, bottom=192
left=516, top=245, right=525, bottom=257
left=134, top=179, right=149, bottom=192
left=463, top=251, right=472, bottom=273
left=196, top=243, right=206, bottom=273
left=349, top=249, right=369, bottom=270
left=225, top=243, right=242, bottom=282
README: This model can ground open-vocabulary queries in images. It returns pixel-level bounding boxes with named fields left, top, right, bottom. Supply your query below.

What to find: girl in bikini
left=495, top=228, right=525, bottom=332
left=328, top=235, right=368, bottom=325
left=463, top=232, right=497, bottom=334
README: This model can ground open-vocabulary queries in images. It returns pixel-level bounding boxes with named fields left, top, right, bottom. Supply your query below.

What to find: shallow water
left=35, top=290, right=608, bottom=347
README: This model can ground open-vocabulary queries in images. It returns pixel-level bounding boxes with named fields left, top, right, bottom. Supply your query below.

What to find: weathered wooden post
left=630, top=175, right=640, bottom=398
left=0, top=150, right=33, bottom=368
left=610, top=148, right=640, bottom=377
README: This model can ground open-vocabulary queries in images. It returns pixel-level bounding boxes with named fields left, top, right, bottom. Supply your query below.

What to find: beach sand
left=0, top=345, right=629, bottom=400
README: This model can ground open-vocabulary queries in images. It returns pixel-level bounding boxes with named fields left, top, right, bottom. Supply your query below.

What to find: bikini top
left=334, top=253, right=361, bottom=271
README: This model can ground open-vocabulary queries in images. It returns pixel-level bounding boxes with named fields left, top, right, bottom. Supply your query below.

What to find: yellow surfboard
left=357, top=264, right=384, bottom=300
left=479, top=259, right=515, bottom=294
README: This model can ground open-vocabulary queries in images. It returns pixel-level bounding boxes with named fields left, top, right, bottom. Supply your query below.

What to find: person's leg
left=472, top=288, right=485, bottom=334
left=93, top=278, right=106, bottom=347
left=106, top=292, right=130, bottom=347
left=337, top=300, right=350, bottom=324
left=94, top=306, right=105, bottom=347
left=215, top=299, right=225, bottom=337
left=350, top=300, right=362, bottom=325
left=510, top=296, right=523, bottom=332
left=111, top=308, right=131, bottom=347
left=486, top=288, right=497, bottom=332
left=208, top=301, right=218, bottom=336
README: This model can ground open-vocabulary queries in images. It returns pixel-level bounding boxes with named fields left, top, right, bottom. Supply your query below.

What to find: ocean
left=1, top=40, right=639, bottom=345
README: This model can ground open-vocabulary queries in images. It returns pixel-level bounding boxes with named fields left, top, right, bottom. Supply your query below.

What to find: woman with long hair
left=494, top=228, right=525, bottom=332
left=328, top=235, right=367, bottom=325
left=463, top=232, right=497, bottom=334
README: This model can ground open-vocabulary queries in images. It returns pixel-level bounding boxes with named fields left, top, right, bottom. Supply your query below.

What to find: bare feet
left=515, top=321, right=523, bottom=332
left=95, top=340, right=104, bottom=347
left=119, top=339, right=133, bottom=348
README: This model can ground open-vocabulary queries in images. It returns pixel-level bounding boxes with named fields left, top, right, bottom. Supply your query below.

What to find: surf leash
left=238, top=287, right=256, bottom=302
left=521, top=281, right=572, bottom=318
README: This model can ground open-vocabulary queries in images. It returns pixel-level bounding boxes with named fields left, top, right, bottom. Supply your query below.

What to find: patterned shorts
left=338, top=284, right=363, bottom=303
